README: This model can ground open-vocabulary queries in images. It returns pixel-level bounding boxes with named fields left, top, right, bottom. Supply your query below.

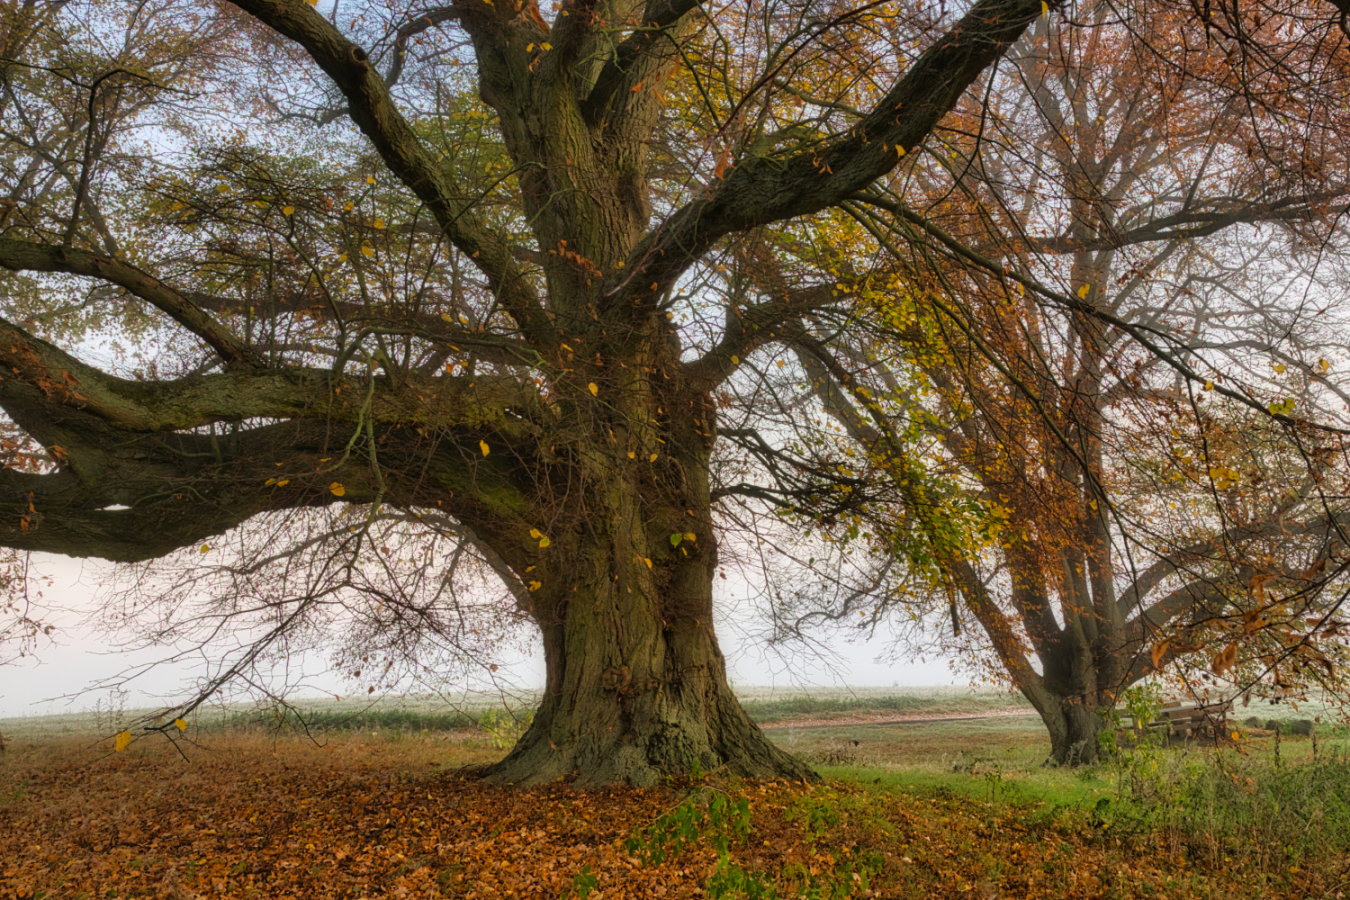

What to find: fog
left=0, top=553, right=965, bottom=717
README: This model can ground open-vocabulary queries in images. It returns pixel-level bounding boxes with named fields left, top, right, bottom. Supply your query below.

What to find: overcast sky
left=1, top=553, right=965, bottom=718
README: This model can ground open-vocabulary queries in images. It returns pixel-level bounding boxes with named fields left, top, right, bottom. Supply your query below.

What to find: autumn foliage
left=1, top=733, right=1342, bottom=900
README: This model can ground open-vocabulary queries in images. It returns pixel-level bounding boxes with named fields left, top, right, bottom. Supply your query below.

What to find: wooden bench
left=1124, top=700, right=1232, bottom=739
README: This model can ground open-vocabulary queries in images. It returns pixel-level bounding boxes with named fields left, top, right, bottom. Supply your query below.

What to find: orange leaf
left=1151, top=638, right=1170, bottom=670
left=1211, top=641, right=1238, bottom=675
left=712, top=144, right=732, bottom=180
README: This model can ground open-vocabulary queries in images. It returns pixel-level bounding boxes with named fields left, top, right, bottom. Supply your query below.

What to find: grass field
left=3, top=689, right=1349, bottom=899
left=0, top=685, right=1033, bottom=740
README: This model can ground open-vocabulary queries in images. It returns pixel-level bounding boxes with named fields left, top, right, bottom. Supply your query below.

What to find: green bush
left=1108, top=752, right=1350, bottom=863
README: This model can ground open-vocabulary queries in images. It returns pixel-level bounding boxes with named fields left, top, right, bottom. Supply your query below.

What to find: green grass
left=739, top=691, right=1025, bottom=724
left=211, top=705, right=486, bottom=734
left=0, top=686, right=1026, bottom=740
left=813, top=727, right=1350, bottom=866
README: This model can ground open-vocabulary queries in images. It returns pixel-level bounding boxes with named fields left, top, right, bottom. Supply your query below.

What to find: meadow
left=2, top=689, right=1348, bottom=899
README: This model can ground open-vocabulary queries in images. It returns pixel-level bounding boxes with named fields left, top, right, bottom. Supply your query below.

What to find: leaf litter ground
left=0, top=733, right=1338, bottom=899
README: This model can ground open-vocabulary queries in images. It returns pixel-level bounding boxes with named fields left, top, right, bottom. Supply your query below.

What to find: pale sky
left=1, top=553, right=963, bottom=717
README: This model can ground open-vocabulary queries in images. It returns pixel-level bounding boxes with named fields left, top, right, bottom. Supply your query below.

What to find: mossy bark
left=483, top=437, right=816, bottom=787
left=484, top=571, right=814, bottom=787
left=1039, top=694, right=1106, bottom=766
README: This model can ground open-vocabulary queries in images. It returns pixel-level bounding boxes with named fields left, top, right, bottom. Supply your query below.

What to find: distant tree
left=748, top=0, right=1350, bottom=762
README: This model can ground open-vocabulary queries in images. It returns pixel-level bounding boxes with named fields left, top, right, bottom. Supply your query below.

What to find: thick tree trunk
left=483, top=556, right=816, bottom=787
left=480, top=415, right=817, bottom=787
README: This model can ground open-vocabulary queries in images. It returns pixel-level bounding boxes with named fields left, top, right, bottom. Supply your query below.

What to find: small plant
left=784, top=792, right=841, bottom=843
left=477, top=707, right=534, bottom=749
left=624, top=788, right=752, bottom=865
left=570, top=864, right=598, bottom=899
left=91, top=689, right=130, bottom=735
left=706, top=861, right=779, bottom=899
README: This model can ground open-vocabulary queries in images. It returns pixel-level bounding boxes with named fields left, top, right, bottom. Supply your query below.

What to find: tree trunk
left=480, top=420, right=817, bottom=788
left=1038, top=692, right=1107, bottom=766
left=483, top=552, right=816, bottom=787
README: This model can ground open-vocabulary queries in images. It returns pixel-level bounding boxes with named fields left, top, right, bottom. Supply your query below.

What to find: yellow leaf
left=265, top=477, right=277, bottom=486
left=776, top=360, right=785, bottom=368
left=1320, top=358, right=1331, bottom=372
left=526, top=43, right=534, bottom=52
left=896, top=145, right=905, bottom=157
left=730, top=355, right=739, bottom=365
left=685, top=533, right=696, bottom=542
left=1204, top=380, right=1214, bottom=391
left=282, top=205, right=295, bottom=216
left=480, top=441, right=490, bottom=456
left=373, top=218, right=385, bottom=229
left=361, top=244, right=375, bottom=257
left=627, top=451, right=636, bottom=459
left=643, top=558, right=652, bottom=569
left=530, top=528, right=542, bottom=539
left=1273, top=362, right=1286, bottom=373
left=114, top=731, right=131, bottom=752
left=649, top=453, right=658, bottom=462
left=1077, top=284, right=1090, bottom=299
left=337, top=253, right=347, bottom=262
left=588, top=383, right=599, bottom=396
left=343, top=201, right=354, bottom=211
left=528, top=580, right=542, bottom=591
left=174, top=719, right=187, bottom=732
left=366, top=176, right=376, bottom=184
left=329, top=482, right=346, bottom=496
left=276, top=479, right=289, bottom=487
left=200, top=544, right=210, bottom=553
left=1042, top=0, right=1049, bottom=15
left=540, top=41, right=552, bottom=50
left=538, top=536, right=551, bottom=548
left=1151, top=638, right=1170, bottom=669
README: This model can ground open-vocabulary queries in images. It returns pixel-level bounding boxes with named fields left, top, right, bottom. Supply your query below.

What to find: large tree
left=0, top=0, right=1065, bottom=785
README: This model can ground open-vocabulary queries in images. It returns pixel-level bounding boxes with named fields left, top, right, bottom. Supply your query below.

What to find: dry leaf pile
left=0, top=735, right=1333, bottom=899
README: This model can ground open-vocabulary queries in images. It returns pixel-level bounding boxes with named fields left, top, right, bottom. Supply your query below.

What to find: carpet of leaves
left=0, top=734, right=1335, bottom=899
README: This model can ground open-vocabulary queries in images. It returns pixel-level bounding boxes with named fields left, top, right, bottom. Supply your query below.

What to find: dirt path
left=760, top=708, right=1039, bottom=731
